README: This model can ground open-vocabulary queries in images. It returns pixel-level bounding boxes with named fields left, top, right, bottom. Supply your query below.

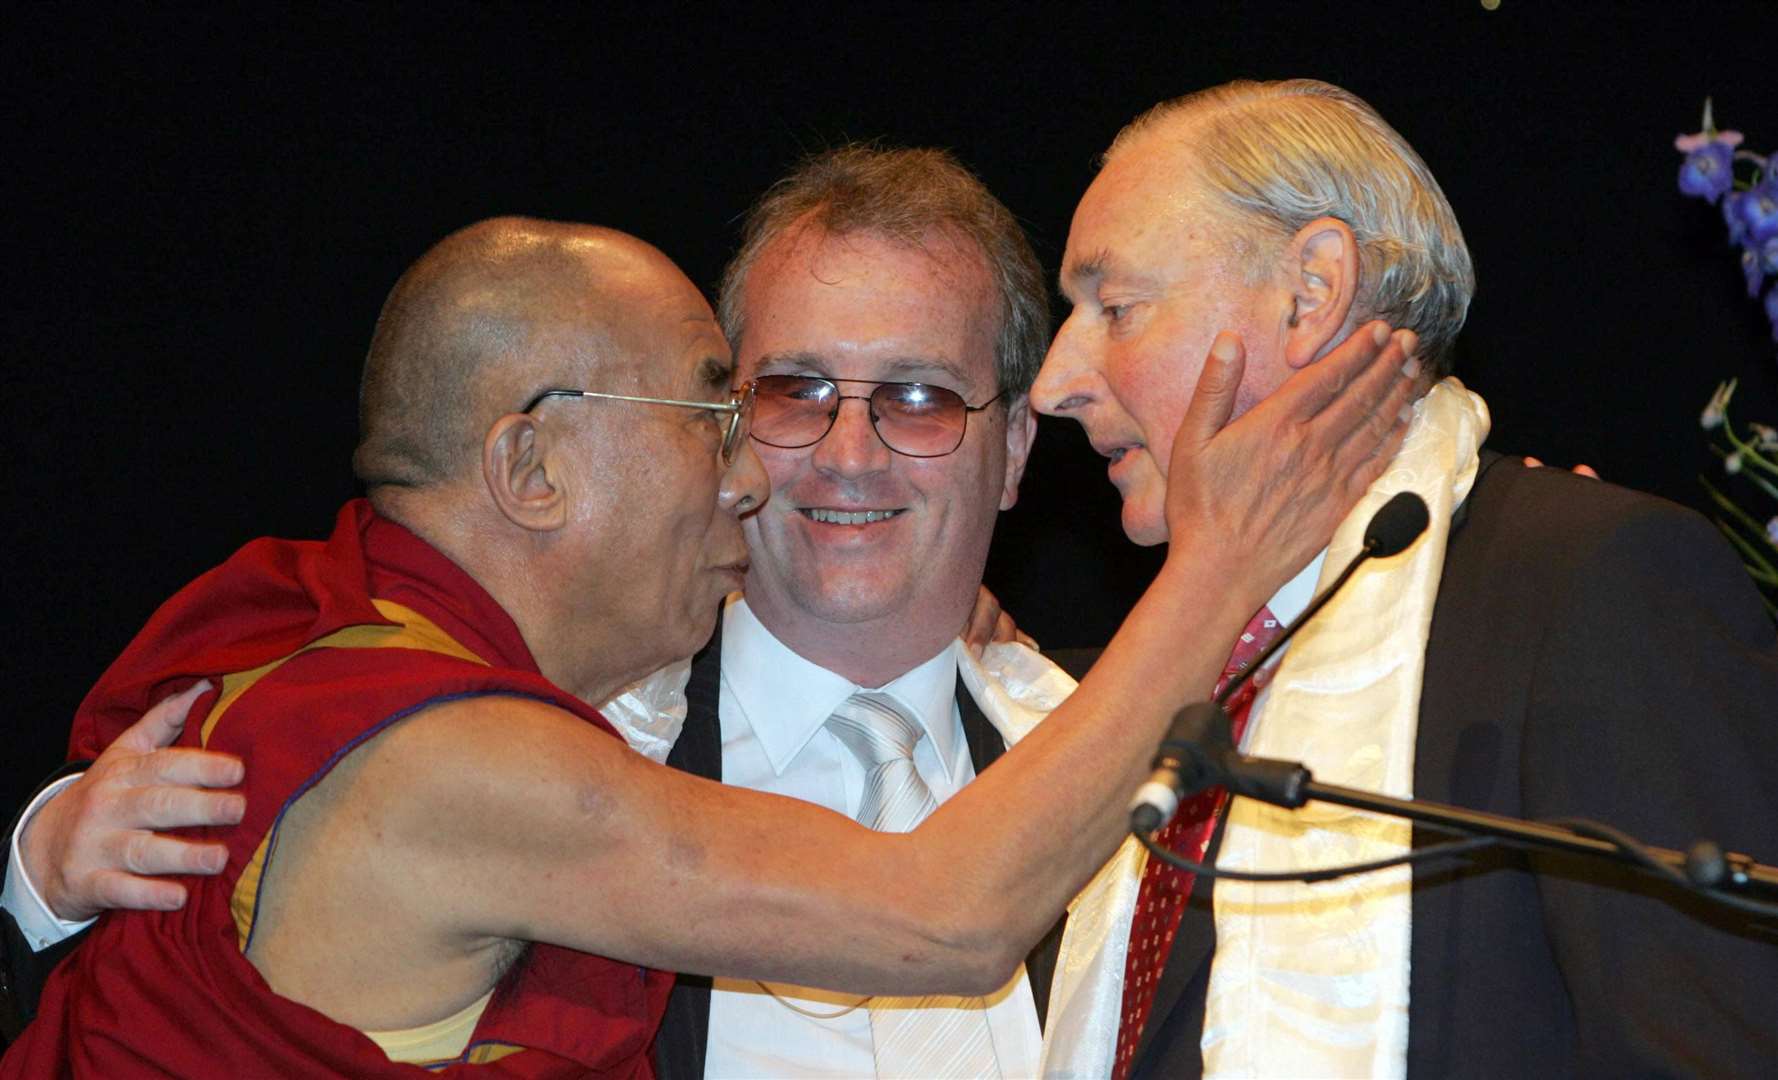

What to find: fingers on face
left=1314, top=329, right=1418, bottom=476
left=1181, top=332, right=1247, bottom=444
left=1274, top=320, right=1389, bottom=421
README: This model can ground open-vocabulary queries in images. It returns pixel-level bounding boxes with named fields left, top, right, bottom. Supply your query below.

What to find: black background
left=5, top=2, right=1776, bottom=813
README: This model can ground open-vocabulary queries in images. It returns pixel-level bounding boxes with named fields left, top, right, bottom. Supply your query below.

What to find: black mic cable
left=1128, top=491, right=1431, bottom=834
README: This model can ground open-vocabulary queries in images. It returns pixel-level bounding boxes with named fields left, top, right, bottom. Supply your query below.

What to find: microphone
left=1129, top=492, right=1431, bottom=834
left=1364, top=489, right=1430, bottom=558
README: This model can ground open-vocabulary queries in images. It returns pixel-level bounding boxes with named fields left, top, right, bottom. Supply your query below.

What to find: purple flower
left=1762, top=234, right=1778, bottom=276
left=1744, top=247, right=1766, bottom=297
left=1675, top=123, right=1744, bottom=153
left=1725, top=190, right=1750, bottom=246
left=1767, top=516, right=1778, bottom=546
left=1739, top=178, right=1778, bottom=243
left=1679, top=143, right=1737, bottom=202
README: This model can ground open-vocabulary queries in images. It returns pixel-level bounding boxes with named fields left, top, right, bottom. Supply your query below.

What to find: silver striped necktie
left=825, top=690, right=1004, bottom=1080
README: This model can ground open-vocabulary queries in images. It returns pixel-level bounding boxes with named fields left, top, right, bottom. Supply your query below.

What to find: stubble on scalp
left=352, top=217, right=640, bottom=494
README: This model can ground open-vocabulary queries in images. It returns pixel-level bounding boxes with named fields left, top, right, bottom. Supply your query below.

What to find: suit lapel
left=653, top=624, right=723, bottom=1080
left=956, top=672, right=1006, bottom=774
left=666, top=627, right=723, bottom=782
left=955, top=674, right=1069, bottom=1032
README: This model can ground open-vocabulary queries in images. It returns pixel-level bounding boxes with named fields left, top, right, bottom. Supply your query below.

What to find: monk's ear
left=483, top=413, right=567, bottom=532
left=1282, top=216, right=1359, bottom=370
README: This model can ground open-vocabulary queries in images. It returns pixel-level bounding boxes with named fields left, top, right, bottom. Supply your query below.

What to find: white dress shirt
left=1242, top=551, right=1324, bottom=744
left=3, top=775, right=92, bottom=950
left=705, top=595, right=1044, bottom=1078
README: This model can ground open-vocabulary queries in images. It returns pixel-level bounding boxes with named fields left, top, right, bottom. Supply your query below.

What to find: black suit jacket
left=652, top=628, right=1094, bottom=1080
left=1133, top=453, right=1778, bottom=1078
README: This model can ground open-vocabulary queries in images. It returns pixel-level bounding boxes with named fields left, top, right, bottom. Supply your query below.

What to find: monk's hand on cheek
left=1163, top=321, right=1420, bottom=606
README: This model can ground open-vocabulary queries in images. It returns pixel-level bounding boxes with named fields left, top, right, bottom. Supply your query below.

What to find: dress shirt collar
left=1267, top=550, right=1327, bottom=629
left=720, top=596, right=960, bottom=776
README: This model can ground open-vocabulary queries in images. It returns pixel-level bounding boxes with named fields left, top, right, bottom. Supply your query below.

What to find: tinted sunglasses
left=750, top=374, right=1004, bottom=458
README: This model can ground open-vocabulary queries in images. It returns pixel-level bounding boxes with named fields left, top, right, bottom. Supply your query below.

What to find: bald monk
left=1, top=217, right=1417, bottom=1076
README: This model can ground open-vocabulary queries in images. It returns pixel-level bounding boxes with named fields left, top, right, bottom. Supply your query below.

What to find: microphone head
left=1364, top=491, right=1430, bottom=557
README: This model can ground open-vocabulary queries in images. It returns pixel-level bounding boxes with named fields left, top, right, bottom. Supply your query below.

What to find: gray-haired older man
left=1032, top=79, right=1778, bottom=1079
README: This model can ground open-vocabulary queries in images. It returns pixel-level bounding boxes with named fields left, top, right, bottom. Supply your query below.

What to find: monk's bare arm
left=350, top=564, right=1249, bottom=998
left=340, top=324, right=1418, bottom=997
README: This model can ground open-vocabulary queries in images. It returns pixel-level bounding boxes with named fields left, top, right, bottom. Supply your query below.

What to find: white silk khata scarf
left=1041, top=378, right=1490, bottom=1079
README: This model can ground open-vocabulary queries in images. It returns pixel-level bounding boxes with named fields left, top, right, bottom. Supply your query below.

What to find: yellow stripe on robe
left=220, top=600, right=488, bottom=950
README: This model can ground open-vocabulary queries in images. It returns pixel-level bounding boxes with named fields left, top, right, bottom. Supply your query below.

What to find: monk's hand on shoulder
left=21, top=681, right=246, bottom=921
left=1163, top=321, right=1420, bottom=600
left=962, top=584, right=1037, bottom=657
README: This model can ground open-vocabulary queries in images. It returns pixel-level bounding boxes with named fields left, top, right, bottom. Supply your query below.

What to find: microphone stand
left=1176, top=703, right=1778, bottom=903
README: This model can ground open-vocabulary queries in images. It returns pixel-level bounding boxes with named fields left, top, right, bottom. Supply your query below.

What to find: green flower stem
left=1718, top=420, right=1778, bottom=480
left=1701, top=476, right=1778, bottom=582
left=1718, top=527, right=1778, bottom=585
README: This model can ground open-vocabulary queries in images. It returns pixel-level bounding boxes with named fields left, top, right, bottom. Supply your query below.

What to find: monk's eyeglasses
left=523, top=381, right=757, bottom=465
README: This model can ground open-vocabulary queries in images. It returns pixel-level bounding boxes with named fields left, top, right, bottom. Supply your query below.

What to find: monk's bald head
left=353, top=216, right=689, bottom=492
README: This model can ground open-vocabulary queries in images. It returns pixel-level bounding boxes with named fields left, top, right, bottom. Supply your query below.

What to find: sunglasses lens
left=871, top=383, right=967, bottom=456
left=751, top=375, right=840, bottom=448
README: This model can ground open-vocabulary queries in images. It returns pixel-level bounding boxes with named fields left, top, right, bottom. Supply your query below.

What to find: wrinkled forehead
left=585, top=267, right=736, bottom=398
left=1063, top=143, right=1235, bottom=295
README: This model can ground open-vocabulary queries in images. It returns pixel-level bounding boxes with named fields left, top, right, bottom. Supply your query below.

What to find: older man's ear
left=1282, top=216, right=1361, bottom=370
left=483, top=413, right=570, bottom=533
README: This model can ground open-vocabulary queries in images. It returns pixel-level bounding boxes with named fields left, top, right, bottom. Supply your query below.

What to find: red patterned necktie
left=1110, top=605, right=1283, bottom=1080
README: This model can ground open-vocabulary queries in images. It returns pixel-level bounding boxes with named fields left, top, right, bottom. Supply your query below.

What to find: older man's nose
left=720, top=439, right=771, bottom=515
left=1031, top=316, right=1099, bottom=415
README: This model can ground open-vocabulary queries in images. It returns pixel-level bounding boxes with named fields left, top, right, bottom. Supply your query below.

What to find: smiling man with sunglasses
left=654, top=147, right=1053, bottom=1079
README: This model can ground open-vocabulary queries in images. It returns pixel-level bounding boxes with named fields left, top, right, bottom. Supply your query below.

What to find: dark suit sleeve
left=2, top=761, right=94, bottom=1045
left=1520, top=484, right=1778, bottom=1076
